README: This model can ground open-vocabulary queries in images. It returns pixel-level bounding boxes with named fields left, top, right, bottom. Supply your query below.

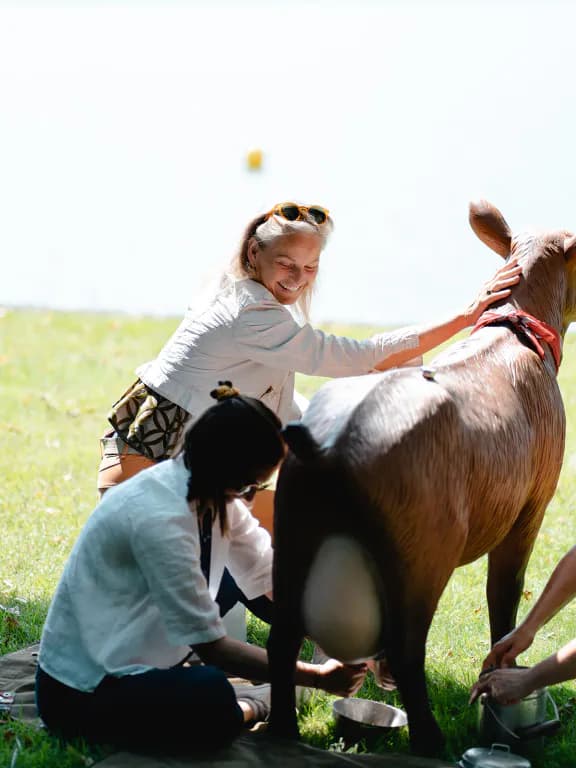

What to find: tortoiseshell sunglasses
left=266, top=202, right=330, bottom=225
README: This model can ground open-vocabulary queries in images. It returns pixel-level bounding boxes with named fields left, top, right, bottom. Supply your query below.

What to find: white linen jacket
left=39, top=458, right=272, bottom=691
left=137, top=275, right=420, bottom=425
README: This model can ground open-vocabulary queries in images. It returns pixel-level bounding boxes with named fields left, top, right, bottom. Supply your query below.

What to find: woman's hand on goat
left=374, top=258, right=522, bottom=372
left=315, top=658, right=368, bottom=697
left=465, top=258, right=522, bottom=324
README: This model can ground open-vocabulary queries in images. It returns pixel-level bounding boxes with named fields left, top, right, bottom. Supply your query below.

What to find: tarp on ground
left=0, top=644, right=453, bottom=768
left=97, top=738, right=454, bottom=768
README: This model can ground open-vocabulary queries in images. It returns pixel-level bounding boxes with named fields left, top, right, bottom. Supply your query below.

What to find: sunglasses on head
left=266, top=202, right=330, bottom=226
left=230, top=482, right=270, bottom=501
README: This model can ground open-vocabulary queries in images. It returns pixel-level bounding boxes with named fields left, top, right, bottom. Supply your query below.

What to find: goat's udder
left=302, top=535, right=382, bottom=663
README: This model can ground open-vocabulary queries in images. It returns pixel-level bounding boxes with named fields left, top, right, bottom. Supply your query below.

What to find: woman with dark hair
left=36, top=384, right=367, bottom=752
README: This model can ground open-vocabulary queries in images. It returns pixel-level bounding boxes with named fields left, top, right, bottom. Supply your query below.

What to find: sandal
left=233, top=683, right=271, bottom=724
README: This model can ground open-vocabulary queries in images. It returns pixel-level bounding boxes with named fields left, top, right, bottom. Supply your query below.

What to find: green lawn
left=1, top=308, right=576, bottom=766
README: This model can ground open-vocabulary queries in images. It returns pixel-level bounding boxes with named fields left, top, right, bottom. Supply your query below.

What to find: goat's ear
left=564, top=234, right=576, bottom=265
left=469, top=200, right=512, bottom=259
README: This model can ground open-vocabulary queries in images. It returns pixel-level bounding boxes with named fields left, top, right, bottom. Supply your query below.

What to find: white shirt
left=39, top=458, right=272, bottom=692
left=136, top=275, right=420, bottom=424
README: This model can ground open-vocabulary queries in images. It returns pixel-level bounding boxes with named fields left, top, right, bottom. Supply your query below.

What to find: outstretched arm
left=481, top=546, right=576, bottom=671
left=470, top=638, right=576, bottom=705
left=194, top=635, right=366, bottom=697
left=374, top=258, right=522, bottom=371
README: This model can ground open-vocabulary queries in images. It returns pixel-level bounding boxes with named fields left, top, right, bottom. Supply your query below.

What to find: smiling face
left=247, top=232, right=321, bottom=305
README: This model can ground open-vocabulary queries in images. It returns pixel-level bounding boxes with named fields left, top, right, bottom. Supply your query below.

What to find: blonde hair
left=230, top=210, right=334, bottom=321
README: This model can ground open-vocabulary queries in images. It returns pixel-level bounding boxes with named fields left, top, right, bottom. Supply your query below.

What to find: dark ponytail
left=178, top=382, right=284, bottom=534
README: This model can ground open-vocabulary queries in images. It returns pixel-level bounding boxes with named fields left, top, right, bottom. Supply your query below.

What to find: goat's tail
left=282, top=422, right=323, bottom=464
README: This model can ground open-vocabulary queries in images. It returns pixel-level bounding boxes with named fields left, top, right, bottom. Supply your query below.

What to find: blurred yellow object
left=246, top=148, right=263, bottom=171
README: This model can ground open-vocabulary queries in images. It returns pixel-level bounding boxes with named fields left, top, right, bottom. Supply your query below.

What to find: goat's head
left=469, top=200, right=576, bottom=332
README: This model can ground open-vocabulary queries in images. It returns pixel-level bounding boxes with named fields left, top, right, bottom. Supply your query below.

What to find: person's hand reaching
left=464, top=258, right=522, bottom=324
left=316, top=658, right=367, bottom=697
left=481, top=625, right=535, bottom=673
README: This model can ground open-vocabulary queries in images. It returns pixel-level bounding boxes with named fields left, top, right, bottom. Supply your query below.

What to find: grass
left=2, top=307, right=576, bottom=766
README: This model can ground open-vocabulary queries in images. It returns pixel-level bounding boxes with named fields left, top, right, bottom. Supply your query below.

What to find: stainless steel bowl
left=332, top=697, right=408, bottom=747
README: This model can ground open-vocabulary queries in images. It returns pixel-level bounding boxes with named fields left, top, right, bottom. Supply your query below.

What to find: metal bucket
left=332, top=697, right=407, bottom=748
left=478, top=686, right=560, bottom=747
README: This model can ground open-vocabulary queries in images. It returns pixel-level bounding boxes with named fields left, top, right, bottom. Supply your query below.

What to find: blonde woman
left=98, top=202, right=521, bottom=616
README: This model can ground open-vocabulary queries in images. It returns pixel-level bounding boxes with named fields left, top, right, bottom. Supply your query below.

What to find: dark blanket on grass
left=0, top=645, right=452, bottom=768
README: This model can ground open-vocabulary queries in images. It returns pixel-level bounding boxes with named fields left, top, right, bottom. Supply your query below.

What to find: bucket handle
left=483, top=689, right=560, bottom=742
left=482, top=698, right=520, bottom=741
left=516, top=689, right=560, bottom=739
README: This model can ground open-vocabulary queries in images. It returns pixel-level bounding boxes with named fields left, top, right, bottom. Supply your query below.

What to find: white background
left=2, top=0, right=575, bottom=325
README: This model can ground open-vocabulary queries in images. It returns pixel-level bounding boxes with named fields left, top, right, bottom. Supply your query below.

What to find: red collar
left=471, top=310, right=562, bottom=374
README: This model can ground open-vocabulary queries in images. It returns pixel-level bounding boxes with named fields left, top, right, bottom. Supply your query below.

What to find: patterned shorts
left=105, top=379, right=190, bottom=461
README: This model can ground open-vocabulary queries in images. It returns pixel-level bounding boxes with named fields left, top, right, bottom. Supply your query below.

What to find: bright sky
left=2, top=0, right=576, bottom=325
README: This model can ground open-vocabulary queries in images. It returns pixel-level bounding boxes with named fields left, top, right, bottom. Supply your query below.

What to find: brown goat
left=268, top=201, right=576, bottom=756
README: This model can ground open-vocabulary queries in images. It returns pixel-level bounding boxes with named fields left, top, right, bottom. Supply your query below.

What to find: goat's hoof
left=410, top=727, right=445, bottom=758
left=266, top=723, right=300, bottom=741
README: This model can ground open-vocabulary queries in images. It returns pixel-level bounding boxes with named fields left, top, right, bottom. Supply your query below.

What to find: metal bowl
left=332, top=697, right=408, bottom=747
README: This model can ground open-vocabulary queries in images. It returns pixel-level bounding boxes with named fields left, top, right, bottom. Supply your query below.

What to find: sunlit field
left=2, top=308, right=576, bottom=766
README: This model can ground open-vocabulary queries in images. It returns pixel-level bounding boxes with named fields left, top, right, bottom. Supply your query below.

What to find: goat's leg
left=380, top=535, right=465, bottom=759
left=385, top=600, right=443, bottom=757
left=268, top=459, right=327, bottom=739
left=486, top=502, right=544, bottom=645
left=267, top=480, right=311, bottom=739
left=377, top=577, right=446, bottom=758
left=267, top=522, right=307, bottom=740
left=267, top=608, right=304, bottom=740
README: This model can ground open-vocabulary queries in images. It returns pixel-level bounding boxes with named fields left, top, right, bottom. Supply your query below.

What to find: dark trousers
left=35, top=576, right=272, bottom=751
left=36, top=527, right=272, bottom=750
left=35, top=663, right=243, bottom=752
